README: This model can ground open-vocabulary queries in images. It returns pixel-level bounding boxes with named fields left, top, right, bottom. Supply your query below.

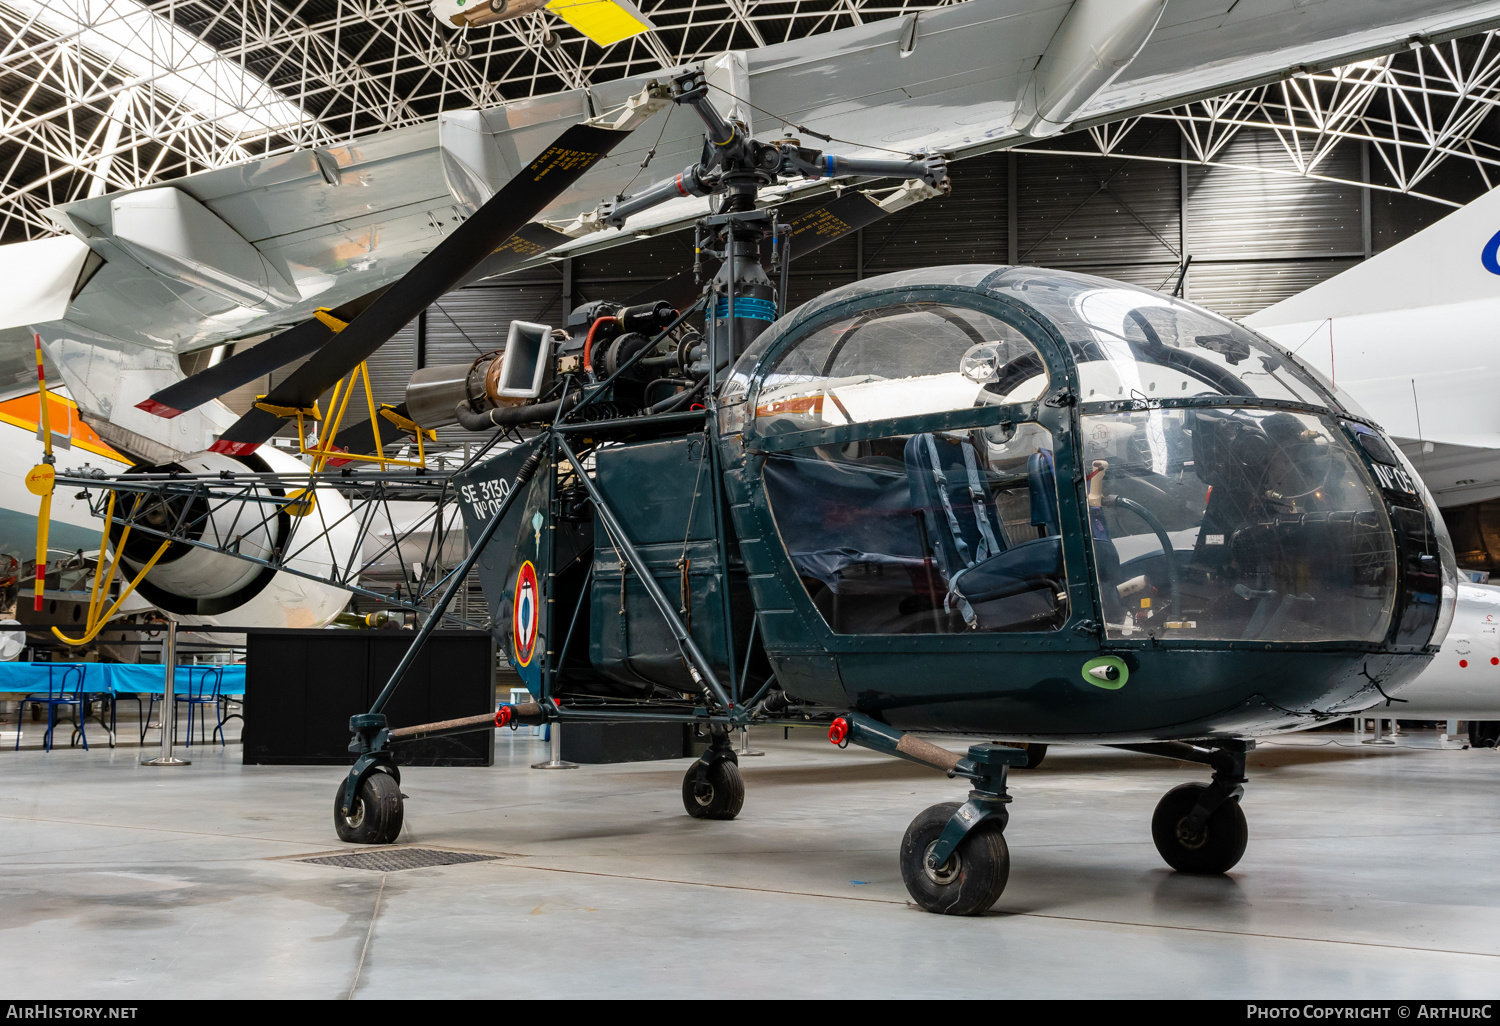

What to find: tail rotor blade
left=29, top=333, right=55, bottom=612
left=210, top=122, right=634, bottom=456
left=33, top=491, right=51, bottom=612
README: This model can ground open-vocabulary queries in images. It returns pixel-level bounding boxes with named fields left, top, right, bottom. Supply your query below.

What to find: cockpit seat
left=906, top=433, right=1065, bottom=627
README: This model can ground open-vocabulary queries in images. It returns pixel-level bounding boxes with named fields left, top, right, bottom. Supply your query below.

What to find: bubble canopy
left=722, top=265, right=1456, bottom=650
left=725, top=266, right=1350, bottom=416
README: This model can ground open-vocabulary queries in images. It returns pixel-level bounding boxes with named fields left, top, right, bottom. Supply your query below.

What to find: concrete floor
left=0, top=728, right=1497, bottom=998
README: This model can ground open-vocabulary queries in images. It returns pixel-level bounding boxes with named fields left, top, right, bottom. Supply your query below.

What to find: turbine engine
left=112, top=446, right=359, bottom=629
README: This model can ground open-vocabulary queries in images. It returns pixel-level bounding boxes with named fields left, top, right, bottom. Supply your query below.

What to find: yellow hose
left=52, top=538, right=172, bottom=646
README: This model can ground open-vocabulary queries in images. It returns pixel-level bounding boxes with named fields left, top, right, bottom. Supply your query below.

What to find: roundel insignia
left=512, top=561, right=539, bottom=667
left=1482, top=228, right=1500, bottom=276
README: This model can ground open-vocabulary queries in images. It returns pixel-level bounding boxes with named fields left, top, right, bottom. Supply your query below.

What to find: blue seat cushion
left=953, top=536, right=1065, bottom=604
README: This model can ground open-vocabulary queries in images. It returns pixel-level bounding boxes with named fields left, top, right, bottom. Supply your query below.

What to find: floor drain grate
left=296, top=848, right=501, bottom=872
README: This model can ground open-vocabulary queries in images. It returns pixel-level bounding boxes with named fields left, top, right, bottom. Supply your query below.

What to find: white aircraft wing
left=9, top=0, right=1500, bottom=451
left=1247, top=183, right=1500, bottom=506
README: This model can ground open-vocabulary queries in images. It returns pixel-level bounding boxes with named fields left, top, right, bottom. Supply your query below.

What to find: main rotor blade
left=459, top=222, right=575, bottom=288
left=622, top=191, right=891, bottom=308
left=136, top=287, right=387, bottom=419
left=210, top=122, right=632, bottom=456
left=784, top=191, right=888, bottom=261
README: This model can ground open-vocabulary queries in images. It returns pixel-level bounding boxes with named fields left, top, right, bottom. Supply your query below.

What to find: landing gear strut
left=682, top=728, right=743, bottom=820
left=831, top=712, right=1028, bottom=915
left=335, top=713, right=404, bottom=844
left=1117, top=739, right=1251, bottom=875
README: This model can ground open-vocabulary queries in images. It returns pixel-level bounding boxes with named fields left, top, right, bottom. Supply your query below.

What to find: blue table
left=103, top=664, right=245, bottom=695
left=0, top=661, right=99, bottom=695
left=0, top=662, right=244, bottom=695
left=104, top=664, right=244, bottom=748
left=1, top=662, right=245, bottom=749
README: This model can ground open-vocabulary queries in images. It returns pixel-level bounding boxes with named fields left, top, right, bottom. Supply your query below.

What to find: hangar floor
left=1, top=730, right=1496, bottom=999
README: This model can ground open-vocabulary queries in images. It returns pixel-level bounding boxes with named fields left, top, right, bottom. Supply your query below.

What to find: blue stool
left=14, top=664, right=89, bottom=752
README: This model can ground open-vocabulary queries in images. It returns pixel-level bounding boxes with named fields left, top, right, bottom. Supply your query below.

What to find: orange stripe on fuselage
left=0, top=392, right=125, bottom=463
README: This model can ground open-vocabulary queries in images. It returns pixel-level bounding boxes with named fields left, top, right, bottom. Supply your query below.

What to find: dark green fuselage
left=459, top=266, right=1451, bottom=743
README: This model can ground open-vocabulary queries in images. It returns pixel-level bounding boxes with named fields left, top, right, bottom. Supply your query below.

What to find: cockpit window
left=997, top=282, right=1335, bottom=407
left=764, top=423, right=1067, bottom=634
left=1081, top=407, right=1397, bottom=642
left=751, top=303, right=1047, bottom=433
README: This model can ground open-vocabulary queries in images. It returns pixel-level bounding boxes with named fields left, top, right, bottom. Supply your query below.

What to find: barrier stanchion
left=737, top=725, right=763, bottom=757
left=143, top=620, right=189, bottom=766
left=531, top=720, right=577, bottom=770
left=1361, top=715, right=1394, bottom=746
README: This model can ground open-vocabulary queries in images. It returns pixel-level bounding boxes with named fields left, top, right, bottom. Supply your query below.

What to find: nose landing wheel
left=900, top=802, right=1010, bottom=915
left=1116, top=740, right=1252, bottom=875
left=1150, top=781, right=1247, bottom=874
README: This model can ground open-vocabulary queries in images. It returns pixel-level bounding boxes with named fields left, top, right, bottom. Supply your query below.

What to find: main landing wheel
left=1150, top=782, right=1247, bottom=874
left=900, top=802, right=1009, bottom=916
left=334, top=772, right=404, bottom=845
left=682, top=759, right=743, bottom=820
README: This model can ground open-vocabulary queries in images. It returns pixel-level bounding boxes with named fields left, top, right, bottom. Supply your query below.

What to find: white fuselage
left=1390, top=582, right=1500, bottom=718
left=0, top=396, right=129, bottom=561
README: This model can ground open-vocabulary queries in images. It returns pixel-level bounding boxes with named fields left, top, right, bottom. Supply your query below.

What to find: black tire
left=682, top=759, right=744, bottom=820
left=899, top=802, right=1010, bottom=916
left=1469, top=721, right=1500, bottom=748
left=334, top=771, right=404, bottom=844
left=1150, top=782, right=1247, bottom=874
left=1023, top=743, right=1048, bottom=770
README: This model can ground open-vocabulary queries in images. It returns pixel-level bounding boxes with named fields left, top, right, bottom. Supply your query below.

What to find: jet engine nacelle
left=114, top=446, right=358, bottom=629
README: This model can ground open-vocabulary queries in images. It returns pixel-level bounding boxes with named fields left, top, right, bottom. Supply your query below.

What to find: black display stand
left=242, top=629, right=494, bottom=766
left=559, top=721, right=698, bottom=764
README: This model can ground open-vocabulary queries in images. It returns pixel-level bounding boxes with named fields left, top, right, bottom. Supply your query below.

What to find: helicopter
left=280, top=65, right=1461, bottom=916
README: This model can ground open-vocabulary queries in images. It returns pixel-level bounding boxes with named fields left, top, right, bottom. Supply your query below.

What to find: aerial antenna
left=1172, top=253, right=1193, bottom=297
